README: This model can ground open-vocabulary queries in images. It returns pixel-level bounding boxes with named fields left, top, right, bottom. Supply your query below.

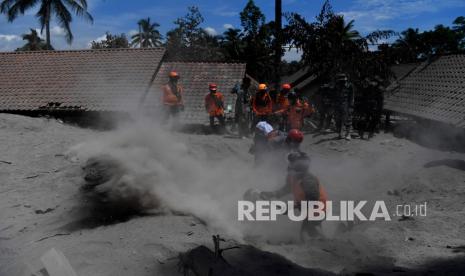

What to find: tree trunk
left=45, top=4, right=51, bottom=50
left=46, top=21, right=51, bottom=50
left=139, top=25, right=142, bottom=48
left=274, top=0, right=282, bottom=90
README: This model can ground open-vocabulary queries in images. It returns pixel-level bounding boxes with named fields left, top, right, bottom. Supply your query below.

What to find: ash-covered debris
left=81, top=154, right=160, bottom=213
left=178, top=235, right=335, bottom=276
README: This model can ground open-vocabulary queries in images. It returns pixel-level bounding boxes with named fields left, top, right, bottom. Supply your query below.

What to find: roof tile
left=0, top=48, right=165, bottom=111
left=385, top=55, right=465, bottom=128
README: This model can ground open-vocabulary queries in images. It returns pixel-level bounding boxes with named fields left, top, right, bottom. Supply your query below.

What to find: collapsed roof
left=0, top=48, right=247, bottom=124
left=385, top=55, right=465, bottom=128
left=0, top=48, right=165, bottom=111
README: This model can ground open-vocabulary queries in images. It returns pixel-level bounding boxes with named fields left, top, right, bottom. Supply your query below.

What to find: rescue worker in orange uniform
left=204, top=83, right=225, bottom=131
left=261, top=150, right=327, bottom=240
left=286, top=91, right=314, bottom=130
left=274, top=83, right=291, bottom=130
left=269, top=88, right=280, bottom=128
left=162, top=71, right=184, bottom=121
left=251, top=84, right=272, bottom=127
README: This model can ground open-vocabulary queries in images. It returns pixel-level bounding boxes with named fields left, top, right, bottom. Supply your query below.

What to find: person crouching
left=261, top=151, right=327, bottom=241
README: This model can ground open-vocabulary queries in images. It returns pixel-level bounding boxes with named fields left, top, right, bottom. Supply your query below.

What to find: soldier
left=231, top=77, right=252, bottom=137
left=334, top=73, right=354, bottom=140
left=359, top=77, right=384, bottom=139
left=317, top=83, right=335, bottom=132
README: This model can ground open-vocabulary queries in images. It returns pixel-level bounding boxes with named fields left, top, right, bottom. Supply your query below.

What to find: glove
left=260, top=191, right=276, bottom=200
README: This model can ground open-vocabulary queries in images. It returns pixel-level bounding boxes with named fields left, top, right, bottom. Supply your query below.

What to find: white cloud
left=204, top=27, right=217, bottom=36
left=212, top=6, right=237, bottom=17
left=283, top=47, right=302, bottom=62
left=340, top=0, right=465, bottom=32
left=0, top=34, right=22, bottom=51
left=87, top=34, right=107, bottom=47
left=94, top=34, right=107, bottom=42
left=0, top=34, right=20, bottom=42
left=51, top=26, right=66, bottom=36
left=223, top=24, right=234, bottom=30
left=128, top=29, right=138, bottom=36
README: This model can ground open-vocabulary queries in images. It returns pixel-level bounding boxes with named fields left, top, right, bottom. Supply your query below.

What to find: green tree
left=165, top=6, right=223, bottom=61
left=90, top=32, right=129, bottom=49
left=237, top=0, right=274, bottom=81
left=131, top=17, right=162, bottom=48
left=453, top=16, right=465, bottom=49
left=422, top=24, right=461, bottom=55
left=391, top=21, right=463, bottom=63
left=16, top=28, right=49, bottom=51
left=285, top=0, right=394, bottom=83
left=240, top=0, right=265, bottom=36
left=0, top=0, right=93, bottom=49
left=221, top=28, right=244, bottom=60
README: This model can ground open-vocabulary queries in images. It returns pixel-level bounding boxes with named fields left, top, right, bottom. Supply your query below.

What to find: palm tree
left=221, top=28, right=244, bottom=60
left=328, top=16, right=360, bottom=42
left=131, top=18, right=162, bottom=48
left=0, top=0, right=93, bottom=50
left=17, top=28, right=49, bottom=51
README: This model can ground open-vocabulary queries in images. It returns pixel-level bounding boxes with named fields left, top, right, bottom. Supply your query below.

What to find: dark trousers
left=163, top=105, right=180, bottom=122
left=359, top=110, right=379, bottom=138
left=235, top=113, right=250, bottom=137
left=210, top=115, right=225, bottom=128
left=335, top=105, right=351, bottom=136
left=318, top=105, right=333, bottom=130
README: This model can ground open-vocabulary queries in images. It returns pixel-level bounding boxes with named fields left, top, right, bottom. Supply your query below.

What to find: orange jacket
left=274, top=93, right=290, bottom=114
left=162, top=83, right=184, bottom=106
left=289, top=176, right=327, bottom=212
left=287, top=100, right=314, bottom=129
left=252, top=92, right=272, bottom=116
left=204, top=92, right=224, bottom=116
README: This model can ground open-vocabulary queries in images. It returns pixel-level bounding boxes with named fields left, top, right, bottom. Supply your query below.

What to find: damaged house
left=385, top=55, right=465, bottom=128
left=384, top=55, right=465, bottom=148
left=0, top=48, right=247, bottom=126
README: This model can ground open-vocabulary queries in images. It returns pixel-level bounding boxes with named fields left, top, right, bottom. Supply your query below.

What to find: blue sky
left=1, top=0, right=464, bottom=59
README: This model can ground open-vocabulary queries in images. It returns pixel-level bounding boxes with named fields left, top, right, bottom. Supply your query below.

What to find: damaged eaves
left=385, top=54, right=465, bottom=128
left=0, top=48, right=247, bottom=124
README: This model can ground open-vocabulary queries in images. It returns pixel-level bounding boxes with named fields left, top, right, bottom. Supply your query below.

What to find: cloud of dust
left=67, top=117, right=287, bottom=240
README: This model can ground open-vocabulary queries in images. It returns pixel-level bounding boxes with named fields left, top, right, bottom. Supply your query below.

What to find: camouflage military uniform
left=317, top=84, right=335, bottom=131
left=334, top=76, right=354, bottom=139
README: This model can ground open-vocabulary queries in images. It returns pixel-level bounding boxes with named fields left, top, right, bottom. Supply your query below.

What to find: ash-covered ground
left=1, top=113, right=464, bottom=275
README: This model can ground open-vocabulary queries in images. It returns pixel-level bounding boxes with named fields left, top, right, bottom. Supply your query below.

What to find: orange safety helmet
left=169, top=71, right=179, bottom=78
left=258, top=83, right=267, bottom=91
left=282, top=83, right=291, bottom=90
left=209, top=83, right=217, bottom=91
left=287, top=129, right=304, bottom=143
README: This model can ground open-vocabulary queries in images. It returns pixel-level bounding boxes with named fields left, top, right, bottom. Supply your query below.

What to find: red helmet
left=287, top=129, right=304, bottom=143
left=209, top=83, right=217, bottom=91
left=258, top=83, right=267, bottom=91
left=282, top=83, right=291, bottom=90
left=169, top=71, right=179, bottom=78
